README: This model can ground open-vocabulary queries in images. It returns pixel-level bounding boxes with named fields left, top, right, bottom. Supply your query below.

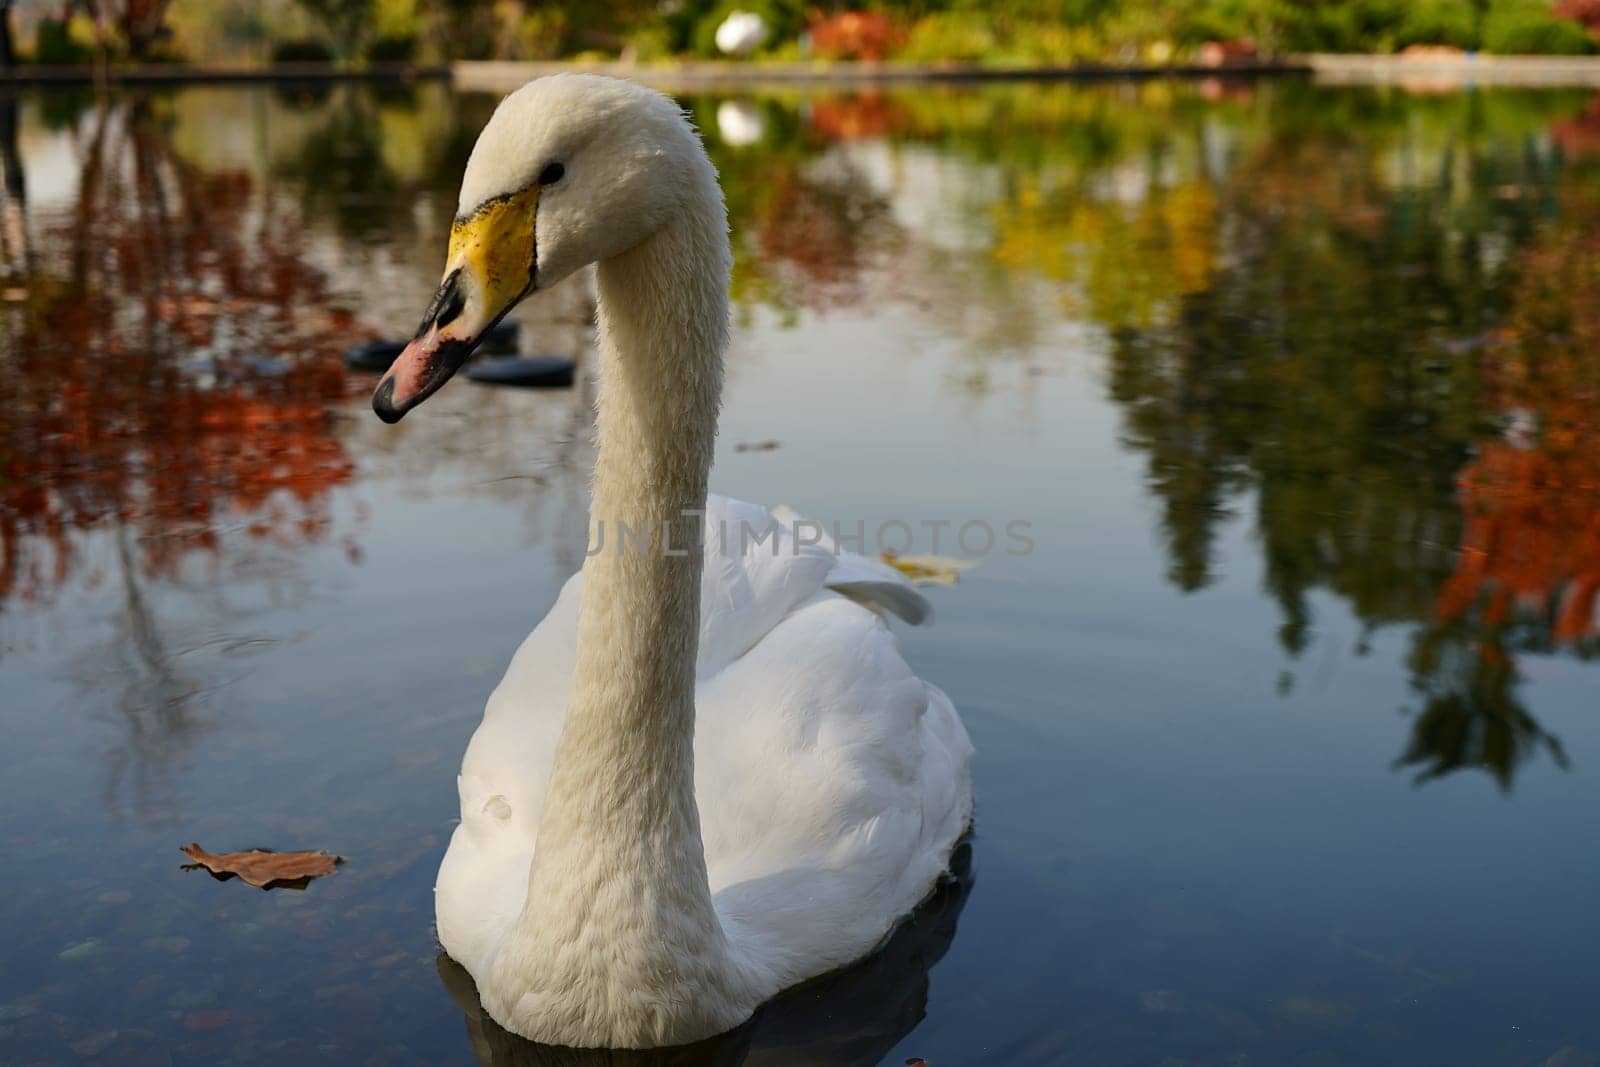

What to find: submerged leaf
left=880, top=553, right=976, bottom=586
left=180, top=843, right=341, bottom=890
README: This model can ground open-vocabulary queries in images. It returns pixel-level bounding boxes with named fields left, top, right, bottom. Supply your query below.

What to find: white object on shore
left=715, top=11, right=769, bottom=57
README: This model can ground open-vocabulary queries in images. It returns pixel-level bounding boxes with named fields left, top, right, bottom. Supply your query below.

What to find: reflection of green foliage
left=266, top=84, right=487, bottom=240
left=36, top=87, right=96, bottom=132
left=41, top=77, right=1589, bottom=788
left=1094, top=81, right=1590, bottom=786
left=686, top=80, right=1596, bottom=788
left=1399, top=623, right=1569, bottom=789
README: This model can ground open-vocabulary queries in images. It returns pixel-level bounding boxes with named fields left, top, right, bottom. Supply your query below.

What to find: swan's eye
left=539, top=162, right=565, bottom=186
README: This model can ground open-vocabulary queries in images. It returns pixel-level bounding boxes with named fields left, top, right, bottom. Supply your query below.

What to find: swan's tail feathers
left=769, top=503, right=933, bottom=626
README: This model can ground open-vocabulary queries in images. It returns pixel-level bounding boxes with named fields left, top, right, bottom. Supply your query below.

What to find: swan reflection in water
left=437, top=842, right=973, bottom=1067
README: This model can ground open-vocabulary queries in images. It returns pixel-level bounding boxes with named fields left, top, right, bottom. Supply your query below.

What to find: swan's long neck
left=506, top=170, right=745, bottom=1039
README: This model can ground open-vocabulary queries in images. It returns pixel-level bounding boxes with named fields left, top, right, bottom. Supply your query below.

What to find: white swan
left=372, top=74, right=974, bottom=1050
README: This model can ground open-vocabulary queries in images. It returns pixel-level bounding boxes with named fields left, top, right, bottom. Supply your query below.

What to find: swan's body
left=437, top=496, right=973, bottom=1047
left=373, top=74, right=973, bottom=1049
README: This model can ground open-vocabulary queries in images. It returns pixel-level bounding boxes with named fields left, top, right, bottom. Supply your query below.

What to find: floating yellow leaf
left=881, top=553, right=976, bottom=586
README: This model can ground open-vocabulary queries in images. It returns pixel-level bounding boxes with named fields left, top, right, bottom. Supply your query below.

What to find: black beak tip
left=372, top=376, right=405, bottom=424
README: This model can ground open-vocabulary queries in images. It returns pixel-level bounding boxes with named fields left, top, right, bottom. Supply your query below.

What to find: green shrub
left=996, top=22, right=1103, bottom=64
left=895, top=12, right=997, bottom=63
left=271, top=38, right=335, bottom=63
left=1268, top=0, right=1480, bottom=53
left=1280, top=7, right=1361, bottom=52
left=1396, top=0, right=1481, bottom=49
left=365, top=34, right=417, bottom=62
left=503, top=8, right=570, bottom=60
left=1175, top=8, right=1251, bottom=48
left=1483, top=1, right=1596, bottom=53
left=32, top=18, right=90, bottom=64
left=624, top=25, right=675, bottom=61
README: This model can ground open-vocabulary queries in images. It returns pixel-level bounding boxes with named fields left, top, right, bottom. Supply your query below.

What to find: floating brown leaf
left=180, top=843, right=341, bottom=890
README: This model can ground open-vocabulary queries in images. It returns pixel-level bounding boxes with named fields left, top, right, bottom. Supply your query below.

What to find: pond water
left=2, top=77, right=1599, bottom=1066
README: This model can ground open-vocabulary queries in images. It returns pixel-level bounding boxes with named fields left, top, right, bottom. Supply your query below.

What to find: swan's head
left=373, top=74, right=711, bottom=423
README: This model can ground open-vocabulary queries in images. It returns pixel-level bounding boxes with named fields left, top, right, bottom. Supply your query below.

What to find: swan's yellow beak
left=373, top=186, right=540, bottom=423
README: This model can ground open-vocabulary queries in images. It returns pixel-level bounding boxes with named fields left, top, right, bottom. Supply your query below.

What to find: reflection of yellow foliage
left=1166, top=181, right=1217, bottom=295
left=989, top=174, right=1217, bottom=331
left=378, top=97, right=452, bottom=182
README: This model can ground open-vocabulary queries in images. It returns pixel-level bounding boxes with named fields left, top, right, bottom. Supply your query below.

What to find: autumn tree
left=1554, top=0, right=1600, bottom=42
left=294, top=0, right=373, bottom=58
left=67, top=0, right=178, bottom=60
left=0, top=0, right=16, bottom=68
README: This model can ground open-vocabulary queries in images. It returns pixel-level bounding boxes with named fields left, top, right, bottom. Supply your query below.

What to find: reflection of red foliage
left=0, top=104, right=360, bottom=607
left=808, top=11, right=904, bottom=61
left=1199, top=77, right=1259, bottom=104
left=1442, top=445, right=1600, bottom=640
left=1552, top=95, right=1600, bottom=157
left=756, top=166, right=868, bottom=304
left=808, top=92, right=912, bottom=141
left=1438, top=198, right=1600, bottom=643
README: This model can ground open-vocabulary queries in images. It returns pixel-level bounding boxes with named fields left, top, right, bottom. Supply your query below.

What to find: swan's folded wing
left=694, top=590, right=973, bottom=991
left=696, top=496, right=836, bottom=676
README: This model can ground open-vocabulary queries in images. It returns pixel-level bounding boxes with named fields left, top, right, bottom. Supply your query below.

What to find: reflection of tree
left=1394, top=161, right=1600, bottom=787
left=0, top=92, right=27, bottom=277
left=695, top=95, right=903, bottom=319
left=991, top=168, right=1219, bottom=334
left=0, top=96, right=359, bottom=608
left=92, top=520, right=213, bottom=820
left=0, top=95, right=362, bottom=817
left=1397, top=621, right=1569, bottom=787
left=751, top=152, right=901, bottom=312
left=1092, top=85, right=1595, bottom=788
left=267, top=82, right=488, bottom=244
left=1438, top=187, right=1600, bottom=655
left=807, top=91, right=912, bottom=143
